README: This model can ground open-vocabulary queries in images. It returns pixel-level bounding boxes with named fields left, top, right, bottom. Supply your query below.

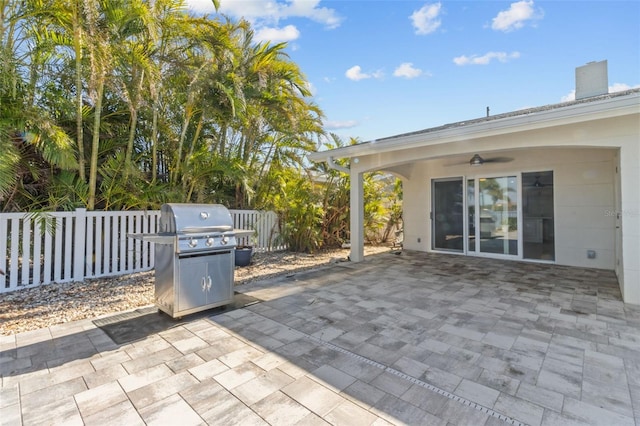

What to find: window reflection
left=432, top=179, right=464, bottom=252
left=479, top=176, right=518, bottom=255
left=468, top=179, right=475, bottom=252
left=523, top=171, right=555, bottom=260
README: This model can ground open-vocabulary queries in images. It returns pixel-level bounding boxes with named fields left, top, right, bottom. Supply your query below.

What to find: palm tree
left=83, top=0, right=149, bottom=209
left=169, top=17, right=237, bottom=187
left=145, top=0, right=188, bottom=183
left=0, top=0, right=77, bottom=210
left=206, top=24, right=324, bottom=208
left=1, top=0, right=331, bottom=217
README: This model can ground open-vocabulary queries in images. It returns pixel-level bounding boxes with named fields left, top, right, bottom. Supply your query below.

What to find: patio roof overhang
left=306, top=90, right=640, bottom=305
left=308, top=89, right=640, bottom=164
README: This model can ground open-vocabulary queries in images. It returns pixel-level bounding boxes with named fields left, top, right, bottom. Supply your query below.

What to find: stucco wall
left=400, top=148, right=617, bottom=270
left=348, top=108, right=639, bottom=303
left=617, top=123, right=640, bottom=304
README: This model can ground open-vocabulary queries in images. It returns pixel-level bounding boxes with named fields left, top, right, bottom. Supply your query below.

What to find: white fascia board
left=308, top=93, right=639, bottom=162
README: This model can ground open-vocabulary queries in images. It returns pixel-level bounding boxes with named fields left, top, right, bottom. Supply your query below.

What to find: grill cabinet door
left=177, top=251, right=234, bottom=313
left=206, top=250, right=233, bottom=304
left=177, top=256, right=208, bottom=312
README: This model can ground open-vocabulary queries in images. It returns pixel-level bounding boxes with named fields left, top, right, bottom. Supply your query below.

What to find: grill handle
left=206, top=276, right=212, bottom=291
left=201, top=277, right=206, bottom=292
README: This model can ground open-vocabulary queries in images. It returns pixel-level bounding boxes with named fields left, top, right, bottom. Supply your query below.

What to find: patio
left=1, top=251, right=639, bottom=425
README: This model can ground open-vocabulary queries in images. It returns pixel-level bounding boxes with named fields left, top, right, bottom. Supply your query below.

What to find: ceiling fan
left=445, top=154, right=514, bottom=167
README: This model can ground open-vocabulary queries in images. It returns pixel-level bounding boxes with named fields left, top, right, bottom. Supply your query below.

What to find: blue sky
left=187, top=0, right=640, bottom=143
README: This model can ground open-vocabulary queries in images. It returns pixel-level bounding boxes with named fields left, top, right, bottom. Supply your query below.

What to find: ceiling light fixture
left=469, top=154, right=484, bottom=166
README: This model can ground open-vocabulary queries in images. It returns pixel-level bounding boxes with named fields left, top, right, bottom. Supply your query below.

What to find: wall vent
left=575, top=60, right=608, bottom=100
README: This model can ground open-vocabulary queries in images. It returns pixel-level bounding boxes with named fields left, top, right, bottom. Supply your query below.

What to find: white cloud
left=453, top=51, right=521, bottom=66
left=186, top=0, right=343, bottom=29
left=254, top=25, right=300, bottom=43
left=410, top=2, right=442, bottom=35
left=561, top=83, right=640, bottom=102
left=345, top=65, right=383, bottom=81
left=491, top=0, right=542, bottom=32
left=324, top=120, right=358, bottom=130
left=186, top=0, right=217, bottom=14
left=610, top=82, right=640, bottom=92
left=371, top=70, right=385, bottom=79
left=393, top=62, right=423, bottom=79
left=560, top=90, right=575, bottom=102
left=283, top=0, right=342, bottom=29
left=305, top=81, right=317, bottom=96
left=346, top=66, right=369, bottom=81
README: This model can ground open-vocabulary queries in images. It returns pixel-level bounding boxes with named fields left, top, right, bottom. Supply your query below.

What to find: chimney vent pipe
left=575, top=60, right=608, bottom=100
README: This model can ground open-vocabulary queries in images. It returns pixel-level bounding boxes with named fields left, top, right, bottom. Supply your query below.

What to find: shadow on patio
left=1, top=251, right=639, bottom=425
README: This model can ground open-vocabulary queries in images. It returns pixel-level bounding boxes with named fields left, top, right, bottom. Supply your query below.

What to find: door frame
left=464, top=173, right=522, bottom=260
left=431, top=171, right=556, bottom=263
left=431, top=177, right=465, bottom=253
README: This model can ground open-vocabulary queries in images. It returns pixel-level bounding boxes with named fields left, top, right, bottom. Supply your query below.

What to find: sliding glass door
left=434, top=173, right=553, bottom=260
left=435, top=175, right=518, bottom=257
left=477, top=176, right=518, bottom=256
left=522, top=171, right=555, bottom=260
left=432, top=178, right=464, bottom=252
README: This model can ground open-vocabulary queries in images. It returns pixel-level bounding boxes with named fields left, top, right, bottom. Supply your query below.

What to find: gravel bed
left=0, top=246, right=391, bottom=336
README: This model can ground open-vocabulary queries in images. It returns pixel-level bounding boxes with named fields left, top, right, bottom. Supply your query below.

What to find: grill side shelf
left=128, top=230, right=253, bottom=243
left=127, top=233, right=175, bottom=244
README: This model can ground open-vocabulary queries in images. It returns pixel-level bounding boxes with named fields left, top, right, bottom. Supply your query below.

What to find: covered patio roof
left=307, top=89, right=640, bottom=306
left=308, top=88, right=640, bottom=165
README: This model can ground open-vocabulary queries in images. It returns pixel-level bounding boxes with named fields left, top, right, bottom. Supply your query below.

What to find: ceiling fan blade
left=444, top=155, right=514, bottom=166
left=444, top=160, right=472, bottom=166
left=484, top=156, right=513, bottom=163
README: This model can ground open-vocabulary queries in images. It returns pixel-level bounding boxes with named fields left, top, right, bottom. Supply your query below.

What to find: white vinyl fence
left=1, top=208, right=283, bottom=294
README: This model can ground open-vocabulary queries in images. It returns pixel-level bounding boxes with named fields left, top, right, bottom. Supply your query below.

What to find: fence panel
left=1, top=208, right=282, bottom=293
left=228, top=210, right=284, bottom=252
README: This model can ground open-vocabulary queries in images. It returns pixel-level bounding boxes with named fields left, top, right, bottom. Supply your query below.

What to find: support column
left=350, top=171, right=364, bottom=262
left=619, top=145, right=640, bottom=304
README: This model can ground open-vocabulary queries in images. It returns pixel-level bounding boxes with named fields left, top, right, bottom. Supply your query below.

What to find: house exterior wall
left=619, top=140, right=640, bottom=303
left=349, top=111, right=639, bottom=303
left=400, top=148, right=616, bottom=270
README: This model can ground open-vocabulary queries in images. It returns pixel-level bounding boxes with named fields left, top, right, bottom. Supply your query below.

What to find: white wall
left=617, top=125, right=640, bottom=303
left=399, top=148, right=617, bottom=270
left=348, top=107, right=639, bottom=303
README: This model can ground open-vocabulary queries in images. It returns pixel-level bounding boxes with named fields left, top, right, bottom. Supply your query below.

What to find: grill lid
left=160, top=203, right=234, bottom=234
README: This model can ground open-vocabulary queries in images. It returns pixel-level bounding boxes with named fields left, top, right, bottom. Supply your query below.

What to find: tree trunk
left=181, top=111, right=204, bottom=193
left=151, top=102, right=158, bottom=182
left=74, top=1, right=85, bottom=181
left=124, top=107, right=137, bottom=178
left=87, top=76, right=104, bottom=210
left=124, top=67, right=144, bottom=178
left=171, top=107, right=193, bottom=184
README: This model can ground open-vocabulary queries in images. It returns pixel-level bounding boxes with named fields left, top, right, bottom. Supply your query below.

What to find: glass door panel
left=523, top=171, right=555, bottom=260
left=478, top=176, right=518, bottom=255
left=467, top=179, right=476, bottom=252
left=432, top=179, right=464, bottom=252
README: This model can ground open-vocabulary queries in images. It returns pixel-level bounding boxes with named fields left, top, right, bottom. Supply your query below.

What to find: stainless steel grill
left=132, top=203, right=251, bottom=318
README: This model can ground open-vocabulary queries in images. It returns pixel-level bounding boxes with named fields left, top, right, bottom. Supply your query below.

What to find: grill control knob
left=206, top=237, right=215, bottom=246
left=221, top=236, right=229, bottom=245
left=188, top=239, right=198, bottom=248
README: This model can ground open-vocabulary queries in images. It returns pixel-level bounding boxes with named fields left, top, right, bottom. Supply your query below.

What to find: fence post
left=73, top=208, right=87, bottom=282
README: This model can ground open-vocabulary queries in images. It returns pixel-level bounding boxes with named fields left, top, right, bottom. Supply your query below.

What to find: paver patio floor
left=2, top=251, right=640, bottom=425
